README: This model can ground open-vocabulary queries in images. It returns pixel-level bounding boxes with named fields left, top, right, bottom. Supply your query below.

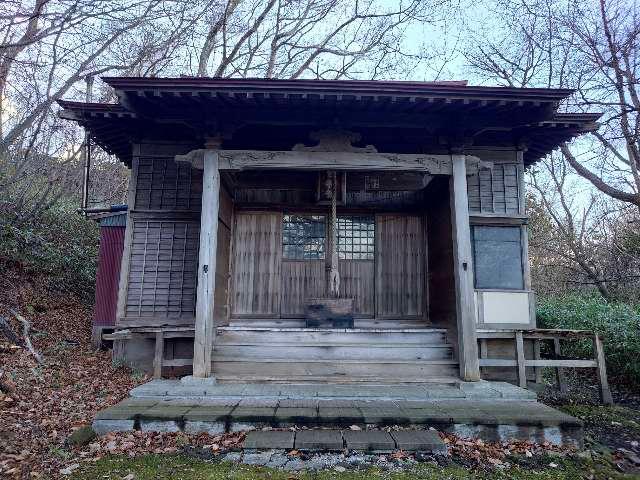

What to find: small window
left=282, top=214, right=326, bottom=260
left=337, top=216, right=375, bottom=260
left=472, top=225, right=524, bottom=290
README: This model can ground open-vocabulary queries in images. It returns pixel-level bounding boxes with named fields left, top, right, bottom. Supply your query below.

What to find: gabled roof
left=58, top=77, right=599, bottom=167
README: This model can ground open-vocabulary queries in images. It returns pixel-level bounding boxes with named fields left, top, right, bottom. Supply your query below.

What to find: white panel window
left=480, top=291, right=530, bottom=324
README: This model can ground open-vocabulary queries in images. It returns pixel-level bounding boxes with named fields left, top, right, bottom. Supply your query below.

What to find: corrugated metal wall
left=94, top=222, right=126, bottom=327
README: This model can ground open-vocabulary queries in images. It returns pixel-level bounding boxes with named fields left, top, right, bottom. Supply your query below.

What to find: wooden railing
left=477, top=329, right=613, bottom=404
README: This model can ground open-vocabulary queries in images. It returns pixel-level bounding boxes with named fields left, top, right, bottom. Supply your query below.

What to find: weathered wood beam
left=450, top=153, right=481, bottom=382
left=593, top=334, right=614, bottom=405
left=176, top=149, right=485, bottom=175
left=515, top=330, right=527, bottom=388
left=192, top=150, right=221, bottom=378
left=153, top=331, right=164, bottom=379
left=554, top=337, right=568, bottom=394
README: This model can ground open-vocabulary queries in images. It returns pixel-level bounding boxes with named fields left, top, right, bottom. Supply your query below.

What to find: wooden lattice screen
left=125, top=219, right=200, bottom=320
left=467, top=163, right=521, bottom=215
left=135, top=157, right=203, bottom=211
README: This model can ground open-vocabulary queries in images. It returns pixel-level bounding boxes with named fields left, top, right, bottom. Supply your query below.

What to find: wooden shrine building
left=59, top=78, right=601, bottom=386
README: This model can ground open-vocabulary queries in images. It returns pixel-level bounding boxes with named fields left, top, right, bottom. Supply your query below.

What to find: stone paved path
left=92, top=396, right=583, bottom=447
left=241, top=429, right=446, bottom=453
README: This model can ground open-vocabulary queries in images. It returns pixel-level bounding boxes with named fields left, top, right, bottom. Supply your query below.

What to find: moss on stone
left=66, top=426, right=97, bottom=447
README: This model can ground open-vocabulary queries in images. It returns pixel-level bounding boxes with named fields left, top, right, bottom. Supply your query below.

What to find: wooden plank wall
left=231, top=213, right=282, bottom=315
left=230, top=212, right=425, bottom=319
left=281, top=261, right=326, bottom=315
left=119, top=142, right=233, bottom=327
left=466, top=151, right=521, bottom=215
left=125, top=219, right=199, bottom=321
left=375, top=215, right=425, bottom=318
left=214, top=187, right=233, bottom=326
left=135, top=155, right=203, bottom=211
left=339, top=261, right=375, bottom=316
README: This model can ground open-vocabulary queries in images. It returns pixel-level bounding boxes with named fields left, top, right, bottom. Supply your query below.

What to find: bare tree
left=0, top=1, right=211, bottom=223
left=191, top=0, right=451, bottom=79
left=0, top=0, right=455, bottom=225
left=528, top=153, right=612, bottom=298
left=465, top=0, right=640, bottom=210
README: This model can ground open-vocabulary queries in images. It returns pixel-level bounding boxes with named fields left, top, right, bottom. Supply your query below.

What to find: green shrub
left=537, top=294, right=640, bottom=386
left=0, top=200, right=99, bottom=303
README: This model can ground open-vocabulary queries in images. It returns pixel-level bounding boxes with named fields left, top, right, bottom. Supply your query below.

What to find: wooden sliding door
left=231, top=212, right=282, bottom=316
left=376, top=215, right=426, bottom=318
left=231, top=211, right=426, bottom=320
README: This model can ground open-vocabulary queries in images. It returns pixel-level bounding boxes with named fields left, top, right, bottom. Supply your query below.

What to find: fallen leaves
left=0, top=270, right=145, bottom=478
left=439, top=432, right=573, bottom=467
left=0, top=268, right=581, bottom=478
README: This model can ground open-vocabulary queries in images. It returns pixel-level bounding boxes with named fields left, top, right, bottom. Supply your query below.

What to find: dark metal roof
left=57, top=77, right=599, bottom=168
left=102, top=76, right=574, bottom=101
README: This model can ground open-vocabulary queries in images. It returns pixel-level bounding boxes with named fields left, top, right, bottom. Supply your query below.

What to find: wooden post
left=553, top=338, right=568, bottom=394
left=533, top=339, right=542, bottom=384
left=450, top=152, right=480, bottom=381
left=479, top=338, right=488, bottom=380
left=515, top=330, right=527, bottom=388
left=593, top=334, right=613, bottom=405
left=153, top=330, right=164, bottom=379
left=192, top=150, right=221, bottom=378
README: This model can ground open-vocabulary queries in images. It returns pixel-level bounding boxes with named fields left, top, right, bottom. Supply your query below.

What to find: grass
left=71, top=454, right=639, bottom=480
left=560, top=405, right=640, bottom=433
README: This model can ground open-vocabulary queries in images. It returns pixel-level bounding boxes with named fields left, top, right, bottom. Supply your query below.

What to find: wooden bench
left=477, top=329, right=613, bottom=404
left=104, top=327, right=195, bottom=379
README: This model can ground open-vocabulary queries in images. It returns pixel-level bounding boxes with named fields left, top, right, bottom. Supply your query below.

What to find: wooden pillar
left=192, top=150, right=221, bottom=378
left=153, top=330, right=164, bottom=379
left=450, top=153, right=480, bottom=381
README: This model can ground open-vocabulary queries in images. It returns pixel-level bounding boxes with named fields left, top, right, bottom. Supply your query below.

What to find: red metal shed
left=92, top=209, right=127, bottom=346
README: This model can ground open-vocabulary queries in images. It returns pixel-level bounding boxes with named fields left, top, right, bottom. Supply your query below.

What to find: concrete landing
left=129, top=379, right=537, bottom=402
left=92, top=391, right=582, bottom=447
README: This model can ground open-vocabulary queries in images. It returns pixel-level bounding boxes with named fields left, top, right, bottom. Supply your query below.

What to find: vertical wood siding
left=213, top=186, right=233, bottom=326
left=339, top=261, right=375, bottom=315
left=232, top=213, right=282, bottom=315
left=280, top=261, right=326, bottom=315
left=467, top=163, right=521, bottom=215
left=375, top=215, right=425, bottom=318
left=126, top=219, right=200, bottom=320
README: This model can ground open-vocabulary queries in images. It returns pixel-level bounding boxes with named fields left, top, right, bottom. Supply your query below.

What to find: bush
left=537, top=294, right=640, bottom=386
left=0, top=200, right=99, bottom=303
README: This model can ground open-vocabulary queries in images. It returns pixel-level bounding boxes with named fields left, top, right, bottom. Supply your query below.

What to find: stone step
left=92, top=395, right=582, bottom=447
left=214, top=343, right=453, bottom=361
left=242, top=429, right=447, bottom=454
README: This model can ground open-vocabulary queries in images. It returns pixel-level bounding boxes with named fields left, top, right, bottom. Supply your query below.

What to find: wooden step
left=213, top=375, right=460, bottom=384
left=216, top=327, right=448, bottom=345
left=214, top=343, right=453, bottom=361
left=211, top=358, right=459, bottom=380
left=229, top=318, right=433, bottom=329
